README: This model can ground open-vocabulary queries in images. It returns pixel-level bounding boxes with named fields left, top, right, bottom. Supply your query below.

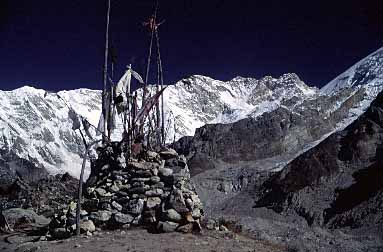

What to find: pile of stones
left=48, top=143, right=203, bottom=238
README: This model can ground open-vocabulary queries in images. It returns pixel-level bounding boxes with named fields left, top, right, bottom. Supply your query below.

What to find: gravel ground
left=1, top=228, right=286, bottom=252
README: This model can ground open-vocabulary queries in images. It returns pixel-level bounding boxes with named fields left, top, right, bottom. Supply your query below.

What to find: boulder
left=164, top=209, right=182, bottom=222
left=113, top=213, right=134, bottom=225
left=157, top=221, right=178, bottom=233
left=80, top=220, right=96, bottom=233
left=1, top=208, right=50, bottom=231
left=90, top=210, right=112, bottom=223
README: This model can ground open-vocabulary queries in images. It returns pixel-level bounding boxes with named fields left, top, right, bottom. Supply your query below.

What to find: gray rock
left=95, top=188, right=108, bottom=197
left=90, top=210, right=112, bottom=223
left=147, top=151, right=159, bottom=160
left=80, top=220, right=96, bottom=233
left=159, top=167, right=173, bottom=177
left=157, top=221, right=178, bottom=233
left=146, top=197, right=162, bottom=209
left=151, top=182, right=165, bottom=189
left=164, top=209, right=182, bottom=222
left=169, top=189, right=189, bottom=213
left=2, top=208, right=50, bottom=230
left=131, top=177, right=151, bottom=183
left=159, top=149, right=178, bottom=159
left=51, top=227, right=71, bottom=239
left=185, top=198, right=194, bottom=210
left=132, top=170, right=153, bottom=177
left=145, top=188, right=164, bottom=197
left=125, top=199, right=144, bottom=215
left=110, top=184, right=120, bottom=193
left=129, top=161, right=151, bottom=170
left=192, top=208, right=202, bottom=218
left=111, top=201, right=123, bottom=211
left=128, top=185, right=150, bottom=194
left=113, top=212, right=134, bottom=224
left=150, top=176, right=161, bottom=183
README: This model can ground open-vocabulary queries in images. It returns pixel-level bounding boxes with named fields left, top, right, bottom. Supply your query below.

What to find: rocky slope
left=255, top=90, right=383, bottom=229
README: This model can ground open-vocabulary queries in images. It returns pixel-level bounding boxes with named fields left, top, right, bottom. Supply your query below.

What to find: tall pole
left=102, top=0, right=111, bottom=141
left=155, top=28, right=165, bottom=145
left=142, top=0, right=159, bottom=134
left=76, top=139, right=102, bottom=236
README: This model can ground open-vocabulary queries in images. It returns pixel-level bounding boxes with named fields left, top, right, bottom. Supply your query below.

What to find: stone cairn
left=48, top=143, right=204, bottom=239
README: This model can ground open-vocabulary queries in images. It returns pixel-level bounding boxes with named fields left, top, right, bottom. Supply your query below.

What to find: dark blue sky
left=0, top=0, right=382, bottom=91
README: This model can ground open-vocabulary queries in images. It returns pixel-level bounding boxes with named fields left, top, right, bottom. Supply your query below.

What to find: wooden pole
left=102, top=0, right=111, bottom=141
left=76, top=139, right=102, bottom=236
left=155, top=28, right=165, bottom=145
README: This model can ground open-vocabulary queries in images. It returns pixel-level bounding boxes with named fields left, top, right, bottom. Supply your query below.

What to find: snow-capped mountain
left=0, top=87, right=101, bottom=178
left=1, top=45, right=383, bottom=179
left=320, top=47, right=383, bottom=128
left=0, top=73, right=317, bottom=178
left=162, top=73, right=317, bottom=139
left=321, top=47, right=383, bottom=97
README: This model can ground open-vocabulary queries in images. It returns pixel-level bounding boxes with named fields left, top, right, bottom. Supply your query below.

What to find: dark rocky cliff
left=255, top=90, right=383, bottom=229
left=175, top=87, right=366, bottom=177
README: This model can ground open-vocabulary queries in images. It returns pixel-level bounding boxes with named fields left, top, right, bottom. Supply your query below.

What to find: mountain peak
left=321, top=47, right=383, bottom=95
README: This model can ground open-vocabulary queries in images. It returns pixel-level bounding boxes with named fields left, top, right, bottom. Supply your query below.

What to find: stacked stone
left=49, top=143, right=203, bottom=237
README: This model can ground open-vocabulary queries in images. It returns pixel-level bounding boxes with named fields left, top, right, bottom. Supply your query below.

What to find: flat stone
left=146, top=197, right=162, bottom=209
left=90, top=210, right=112, bottom=223
left=157, top=221, right=178, bottom=233
left=129, top=161, right=151, bottom=170
left=159, top=167, right=173, bottom=177
left=131, top=177, right=151, bottom=183
left=151, top=182, right=165, bottom=189
left=95, top=188, right=107, bottom=197
left=132, top=170, right=153, bottom=177
left=164, top=209, right=182, bottom=222
left=113, top=213, right=134, bottom=224
left=111, top=201, right=123, bottom=211
left=128, top=185, right=149, bottom=194
left=150, top=176, right=161, bottom=183
left=145, top=188, right=164, bottom=197
left=159, top=149, right=178, bottom=159
left=119, top=184, right=131, bottom=192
